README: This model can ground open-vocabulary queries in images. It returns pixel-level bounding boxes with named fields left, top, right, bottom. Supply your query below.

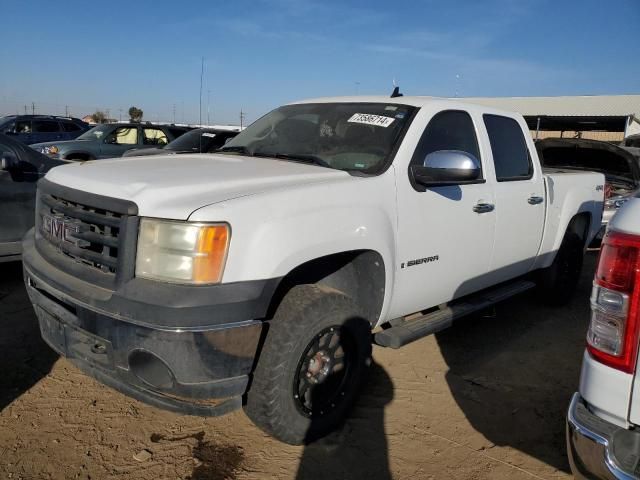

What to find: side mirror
left=1, top=151, right=19, bottom=171
left=411, top=150, right=481, bottom=187
left=4, top=130, right=17, bottom=136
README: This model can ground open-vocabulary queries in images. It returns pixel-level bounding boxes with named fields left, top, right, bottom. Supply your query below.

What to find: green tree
left=90, top=110, right=108, bottom=124
left=128, top=106, right=143, bottom=122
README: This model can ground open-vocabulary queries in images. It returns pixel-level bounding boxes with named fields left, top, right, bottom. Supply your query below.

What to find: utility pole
left=65, top=105, right=69, bottom=116
left=24, top=105, right=27, bottom=115
left=199, top=57, right=204, bottom=126
left=240, top=109, right=246, bottom=129
left=207, top=90, right=211, bottom=125
left=31, top=102, right=35, bottom=115
left=172, top=104, right=176, bottom=123
left=119, top=108, right=123, bottom=122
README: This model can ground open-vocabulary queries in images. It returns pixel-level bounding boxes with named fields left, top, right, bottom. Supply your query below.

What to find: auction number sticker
left=348, top=113, right=395, bottom=128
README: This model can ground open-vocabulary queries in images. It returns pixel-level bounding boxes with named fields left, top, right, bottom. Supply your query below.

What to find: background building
left=461, top=95, right=640, bottom=142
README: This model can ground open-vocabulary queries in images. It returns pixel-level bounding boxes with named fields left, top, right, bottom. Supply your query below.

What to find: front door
left=390, top=110, right=496, bottom=319
left=99, top=126, right=140, bottom=158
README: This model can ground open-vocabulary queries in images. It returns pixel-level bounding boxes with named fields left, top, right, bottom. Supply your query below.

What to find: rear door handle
left=528, top=196, right=544, bottom=205
left=473, top=202, right=495, bottom=214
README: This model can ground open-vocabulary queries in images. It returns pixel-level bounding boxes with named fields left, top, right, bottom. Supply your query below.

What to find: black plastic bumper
left=567, top=392, right=640, bottom=479
left=22, top=230, right=276, bottom=416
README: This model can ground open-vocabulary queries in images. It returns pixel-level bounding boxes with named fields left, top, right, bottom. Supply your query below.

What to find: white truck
left=22, top=95, right=603, bottom=445
left=568, top=196, right=640, bottom=479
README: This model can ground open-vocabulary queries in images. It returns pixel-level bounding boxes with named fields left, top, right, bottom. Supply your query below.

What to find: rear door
left=142, top=127, right=170, bottom=149
left=32, top=120, right=63, bottom=144
left=483, top=114, right=545, bottom=282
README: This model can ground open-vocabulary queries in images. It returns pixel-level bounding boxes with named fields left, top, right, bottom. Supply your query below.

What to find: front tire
left=244, top=284, right=372, bottom=445
left=537, top=232, right=584, bottom=305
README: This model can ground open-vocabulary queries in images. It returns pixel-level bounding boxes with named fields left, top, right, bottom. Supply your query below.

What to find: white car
left=567, top=196, right=640, bottom=479
left=22, top=95, right=603, bottom=444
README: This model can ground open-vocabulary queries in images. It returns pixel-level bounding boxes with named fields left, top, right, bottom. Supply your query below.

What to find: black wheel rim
left=293, top=325, right=356, bottom=417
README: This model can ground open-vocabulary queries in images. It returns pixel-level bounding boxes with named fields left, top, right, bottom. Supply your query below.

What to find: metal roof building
left=458, top=94, right=640, bottom=140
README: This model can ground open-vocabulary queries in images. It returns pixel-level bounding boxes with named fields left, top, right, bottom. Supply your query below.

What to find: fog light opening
left=128, top=349, right=175, bottom=390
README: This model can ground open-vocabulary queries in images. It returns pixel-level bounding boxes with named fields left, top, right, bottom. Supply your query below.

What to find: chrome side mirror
left=411, top=150, right=481, bottom=187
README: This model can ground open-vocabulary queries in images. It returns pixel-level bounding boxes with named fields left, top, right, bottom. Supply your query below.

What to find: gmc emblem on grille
left=42, top=214, right=86, bottom=247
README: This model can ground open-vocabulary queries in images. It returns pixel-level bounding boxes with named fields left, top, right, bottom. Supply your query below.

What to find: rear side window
left=484, top=114, right=532, bottom=181
left=62, top=122, right=81, bottom=132
left=411, top=110, right=481, bottom=167
left=33, top=120, right=61, bottom=133
left=143, top=128, right=169, bottom=146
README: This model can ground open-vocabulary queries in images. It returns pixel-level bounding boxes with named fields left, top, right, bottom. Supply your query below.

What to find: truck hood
left=44, top=153, right=351, bottom=219
left=31, top=139, right=93, bottom=149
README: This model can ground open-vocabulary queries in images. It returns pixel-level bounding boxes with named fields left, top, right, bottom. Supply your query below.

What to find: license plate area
left=37, top=307, right=113, bottom=370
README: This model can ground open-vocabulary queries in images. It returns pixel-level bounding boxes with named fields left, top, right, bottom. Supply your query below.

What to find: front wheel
left=537, top=232, right=584, bottom=305
left=244, top=284, right=372, bottom=445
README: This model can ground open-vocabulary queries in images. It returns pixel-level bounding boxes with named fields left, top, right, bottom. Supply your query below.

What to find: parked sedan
left=0, top=133, right=64, bottom=262
left=31, top=123, right=191, bottom=161
left=122, top=127, right=239, bottom=157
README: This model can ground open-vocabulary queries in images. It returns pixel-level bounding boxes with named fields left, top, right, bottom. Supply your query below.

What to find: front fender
left=188, top=173, right=399, bottom=320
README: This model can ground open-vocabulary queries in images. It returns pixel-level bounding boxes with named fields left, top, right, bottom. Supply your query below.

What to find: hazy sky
left=1, top=0, right=638, bottom=125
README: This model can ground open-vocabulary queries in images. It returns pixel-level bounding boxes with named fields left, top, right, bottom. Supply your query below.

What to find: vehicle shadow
left=295, top=361, right=394, bottom=480
left=0, top=261, right=57, bottom=411
left=434, top=252, right=597, bottom=472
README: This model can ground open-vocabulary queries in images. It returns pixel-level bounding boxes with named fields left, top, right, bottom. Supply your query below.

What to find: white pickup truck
left=568, top=196, right=640, bottom=479
left=22, top=95, right=604, bottom=444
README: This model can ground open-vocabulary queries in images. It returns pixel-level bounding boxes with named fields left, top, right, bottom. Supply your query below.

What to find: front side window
left=220, top=103, right=416, bottom=173
left=33, top=120, right=60, bottom=133
left=15, top=120, right=31, bottom=133
left=484, top=114, right=532, bottom=181
left=143, top=128, right=168, bottom=146
left=106, top=127, right=138, bottom=145
left=411, top=110, right=482, bottom=168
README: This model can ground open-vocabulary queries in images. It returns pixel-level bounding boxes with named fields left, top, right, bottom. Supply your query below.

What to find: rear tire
left=537, top=232, right=584, bottom=305
left=244, top=284, right=372, bottom=445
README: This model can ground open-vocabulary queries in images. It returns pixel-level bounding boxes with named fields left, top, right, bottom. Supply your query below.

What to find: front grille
left=39, top=193, right=123, bottom=274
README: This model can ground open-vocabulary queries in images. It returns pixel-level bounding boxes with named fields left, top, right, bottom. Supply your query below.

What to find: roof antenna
left=390, top=78, right=403, bottom=98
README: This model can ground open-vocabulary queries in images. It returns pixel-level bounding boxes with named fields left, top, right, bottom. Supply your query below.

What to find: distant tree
left=90, top=110, right=108, bottom=124
left=128, top=106, right=144, bottom=122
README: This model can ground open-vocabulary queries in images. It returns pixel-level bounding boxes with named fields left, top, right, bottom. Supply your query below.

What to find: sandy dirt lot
left=0, top=254, right=596, bottom=480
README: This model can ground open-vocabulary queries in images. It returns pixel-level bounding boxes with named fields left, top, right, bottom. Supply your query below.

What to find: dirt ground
left=0, top=254, right=597, bottom=480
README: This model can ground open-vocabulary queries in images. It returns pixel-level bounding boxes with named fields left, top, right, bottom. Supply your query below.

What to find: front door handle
left=473, top=202, right=495, bottom=214
left=528, top=196, right=544, bottom=205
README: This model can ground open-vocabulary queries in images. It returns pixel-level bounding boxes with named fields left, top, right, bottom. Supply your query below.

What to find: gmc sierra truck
left=22, top=96, right=604, bottom=445
left=568, top=196, right=640, bottom=479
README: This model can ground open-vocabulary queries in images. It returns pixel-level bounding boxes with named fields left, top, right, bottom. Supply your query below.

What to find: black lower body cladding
left=21, top=230, right=281, bottom=416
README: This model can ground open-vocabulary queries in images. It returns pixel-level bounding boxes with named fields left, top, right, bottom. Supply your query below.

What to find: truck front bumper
left=567, top=392, right=640, bottom=479
left=22, top=231, right=278, bottom=417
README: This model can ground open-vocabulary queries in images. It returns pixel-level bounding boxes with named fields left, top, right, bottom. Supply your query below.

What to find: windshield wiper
left=218, top=145, right=253, bottom=156
left=253, top=152, right=331, bottom=168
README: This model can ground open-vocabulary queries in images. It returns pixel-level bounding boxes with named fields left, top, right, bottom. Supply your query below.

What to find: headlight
left=135, top=219, right=230, bottom=284
left=42, top=145, right=59, bottom=155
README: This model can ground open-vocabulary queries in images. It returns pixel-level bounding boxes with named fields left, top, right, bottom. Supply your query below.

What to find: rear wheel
left=244, top=284, right=372, bottom=445
left=537, top=232, right=584, bottom=305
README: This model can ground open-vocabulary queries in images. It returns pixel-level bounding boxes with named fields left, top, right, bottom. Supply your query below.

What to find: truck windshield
left=219, top=103, right=416, bottom=173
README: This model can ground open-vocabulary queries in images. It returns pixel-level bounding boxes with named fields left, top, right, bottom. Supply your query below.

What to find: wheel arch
left=266, top=249, right=386, bottom=327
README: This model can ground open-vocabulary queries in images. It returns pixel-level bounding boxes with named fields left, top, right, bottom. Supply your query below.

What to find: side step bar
left=374, top=280, right=535, bottom=349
